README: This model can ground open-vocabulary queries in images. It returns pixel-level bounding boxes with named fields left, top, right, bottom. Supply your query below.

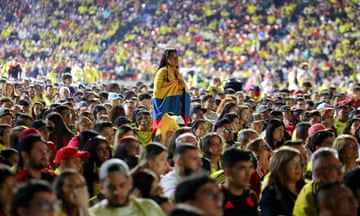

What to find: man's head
left=317, top=182, right=358, bottom=216
left=135, top=110, right=152, bottom=131
left=215, top=118, right=235, bottom=143
left=335, top=105, right=350, bottom=123
left=18, top=134, right=50, bottom=170
left=174, top=144, right=202, bottom=177
left=312, top=148, right=343, bottom=184
left=174, top=174, right=223, bottom=216
left=54, top=146, right=90, bottom=171
left=222, top=148, right=255, bottom=189
left=0, top=108, right=13, bottom=125
left=10, top=180, right=56, bottom=216
left=238, top=129, right=258, bottom=149
left=138, top=93, right=152, bottom=110
left=94, top=121, right=114, bottom=146
left=99, top=158, right=131, bottom=207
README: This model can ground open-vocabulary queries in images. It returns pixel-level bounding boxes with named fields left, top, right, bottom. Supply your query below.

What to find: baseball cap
left=256, top=105, right=272, bottom=113
left=190, top=104, right=206, bottom=114
left=18, top=134, right=47, bottom=153
left=30, top=120, right=54, bottom=131
left=308, top=123, right=327, bottom=138
left=18, top=128, right=41, bottom=142
left=99, top=158, right=130, bottom=181
left=280, top=105, right=291, bottom=112
left=113, top=116, right=131, bottom=127
left=0, top=108, right=12, bottom=117
left=118, top=136, right=139, bottom=144
left=108, top=92, right=123, bottom=101
left=54, top=146, right=90, bottom=164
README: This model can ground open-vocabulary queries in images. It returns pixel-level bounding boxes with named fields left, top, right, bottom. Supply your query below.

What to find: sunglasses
left=348, top=143, right=358, bottom=150
left=223, top=128, right=235, bottom=133
left=38, top=200, right=57, bottom=211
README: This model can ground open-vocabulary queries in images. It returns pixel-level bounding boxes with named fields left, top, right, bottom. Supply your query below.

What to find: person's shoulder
left=132, top=197, right=165, bottom=215
left=90, top=199, right=108, bottom=213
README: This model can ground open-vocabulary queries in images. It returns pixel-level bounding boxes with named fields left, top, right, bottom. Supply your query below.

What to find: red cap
left=118, top=135, right=139, bottom=144
left=308, top=123, right=327, bottom=138
left=54, top=146, right=90, bottom=164
left=18, top=128, right=41, bottom=142
left=321, top=108, right=334, bottom=118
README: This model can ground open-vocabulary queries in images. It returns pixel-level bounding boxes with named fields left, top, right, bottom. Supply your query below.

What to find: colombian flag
left=152, top=66, right=190, bottom=134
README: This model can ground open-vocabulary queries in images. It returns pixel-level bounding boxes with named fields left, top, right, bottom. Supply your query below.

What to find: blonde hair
left=332, top=134, right=358, bottom=162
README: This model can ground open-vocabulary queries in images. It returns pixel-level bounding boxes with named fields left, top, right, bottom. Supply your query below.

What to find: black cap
left=30, top=120, right=54, bottom=131
left=0, top=108, right=12, bottom=117
left=18, top=134, right=47, bottom=153
left=113, top=116, right=131, bottom=127
left=190, top=104, right=206, bottom=114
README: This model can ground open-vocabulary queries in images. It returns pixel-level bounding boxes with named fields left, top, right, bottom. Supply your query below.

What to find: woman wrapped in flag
left=152, top=48, right=191, bottom=134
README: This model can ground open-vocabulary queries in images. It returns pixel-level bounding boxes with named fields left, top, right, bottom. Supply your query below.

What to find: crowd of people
left=1, top=0, right=360, bottom=90
left=0, top=0, right=360, bottom=216
left=0, top=58, right=358, bottom=216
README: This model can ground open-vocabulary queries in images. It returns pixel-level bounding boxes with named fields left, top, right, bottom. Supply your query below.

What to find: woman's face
left=272, top=126, right=284, bottom=143
left=167, top=51, right=179, bottom=67
left=229, top=106, right=239, bottom=114
left=194, top=122, right=208, bottom=138
left=96, top=141, right=110, bottom=163
left=33, top=103, right=44, bottom=117
left=350, top=120, right=360, bottom=136
left=257, top=142, right=272, bottom=170
left=340, top=139, right=359, bottom=163
left=285, top=155, right=303, bottom=183
left=148, top=151, right=169, bottom=177
left=232, top=117, right=241, bottom=132
left=317, top=136, right=335, bottom=150
left=208, top=136, right=223, bottom=158
left=5, top=84, right=13, bottom=96
left=240, top=109, right=249, bottom=122
left=46, top=119, right=56, bottom=131
left=61, top=174, right=88, bottom=207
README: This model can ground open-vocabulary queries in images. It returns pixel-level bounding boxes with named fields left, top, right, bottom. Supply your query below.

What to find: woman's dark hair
left=0, top=166, right=15, bottom=185
left=223, top=112, right=240, bottom=123
left=46, top=112, right=74, bottom=150
left=114, top=139, right=139, bottom=169
left=218, top=102, right=238, bottom=120
left=191, top=119, right=207, bottom=134
left=131, top=170, right=156, bottom=198
left=53, top=169, right=82, bottom=207
left=109, top=105, right=126, bottom=123
left=167, top=127, right=192, bottom=166
left=174, top=174, right=216, bottom=203
left=308, top=130, right=334, bottom=153
left=9, top=125, right=27, bottom=150
left=265, top=119, right=286, bottom=149
left=292, top=109, right=304, bottom=126
left=140, top=143, right=167, bottom=166
left=10, top=180, right=53, bottom=216
left=77, top=130, right=99, bottom=150
left=343, top=118, right=360, bottom=135
left=157, top=48, right=177, bottom=70
left=81, top=135, right=111, bottom=197
left=201, top=133, right=222, bottom=159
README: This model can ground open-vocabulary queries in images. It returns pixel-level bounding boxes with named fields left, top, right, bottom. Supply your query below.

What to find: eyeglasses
left=223, top=128, right=235, bottom=133
left=38, top=200, right=57, bottom=212
left=201, top=189, right=224, bottom=202
left=348, top=143, right=358, bottom=150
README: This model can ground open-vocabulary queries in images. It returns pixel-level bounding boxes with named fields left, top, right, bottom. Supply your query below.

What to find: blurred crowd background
left=0, top=0, right=359, bottom=94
